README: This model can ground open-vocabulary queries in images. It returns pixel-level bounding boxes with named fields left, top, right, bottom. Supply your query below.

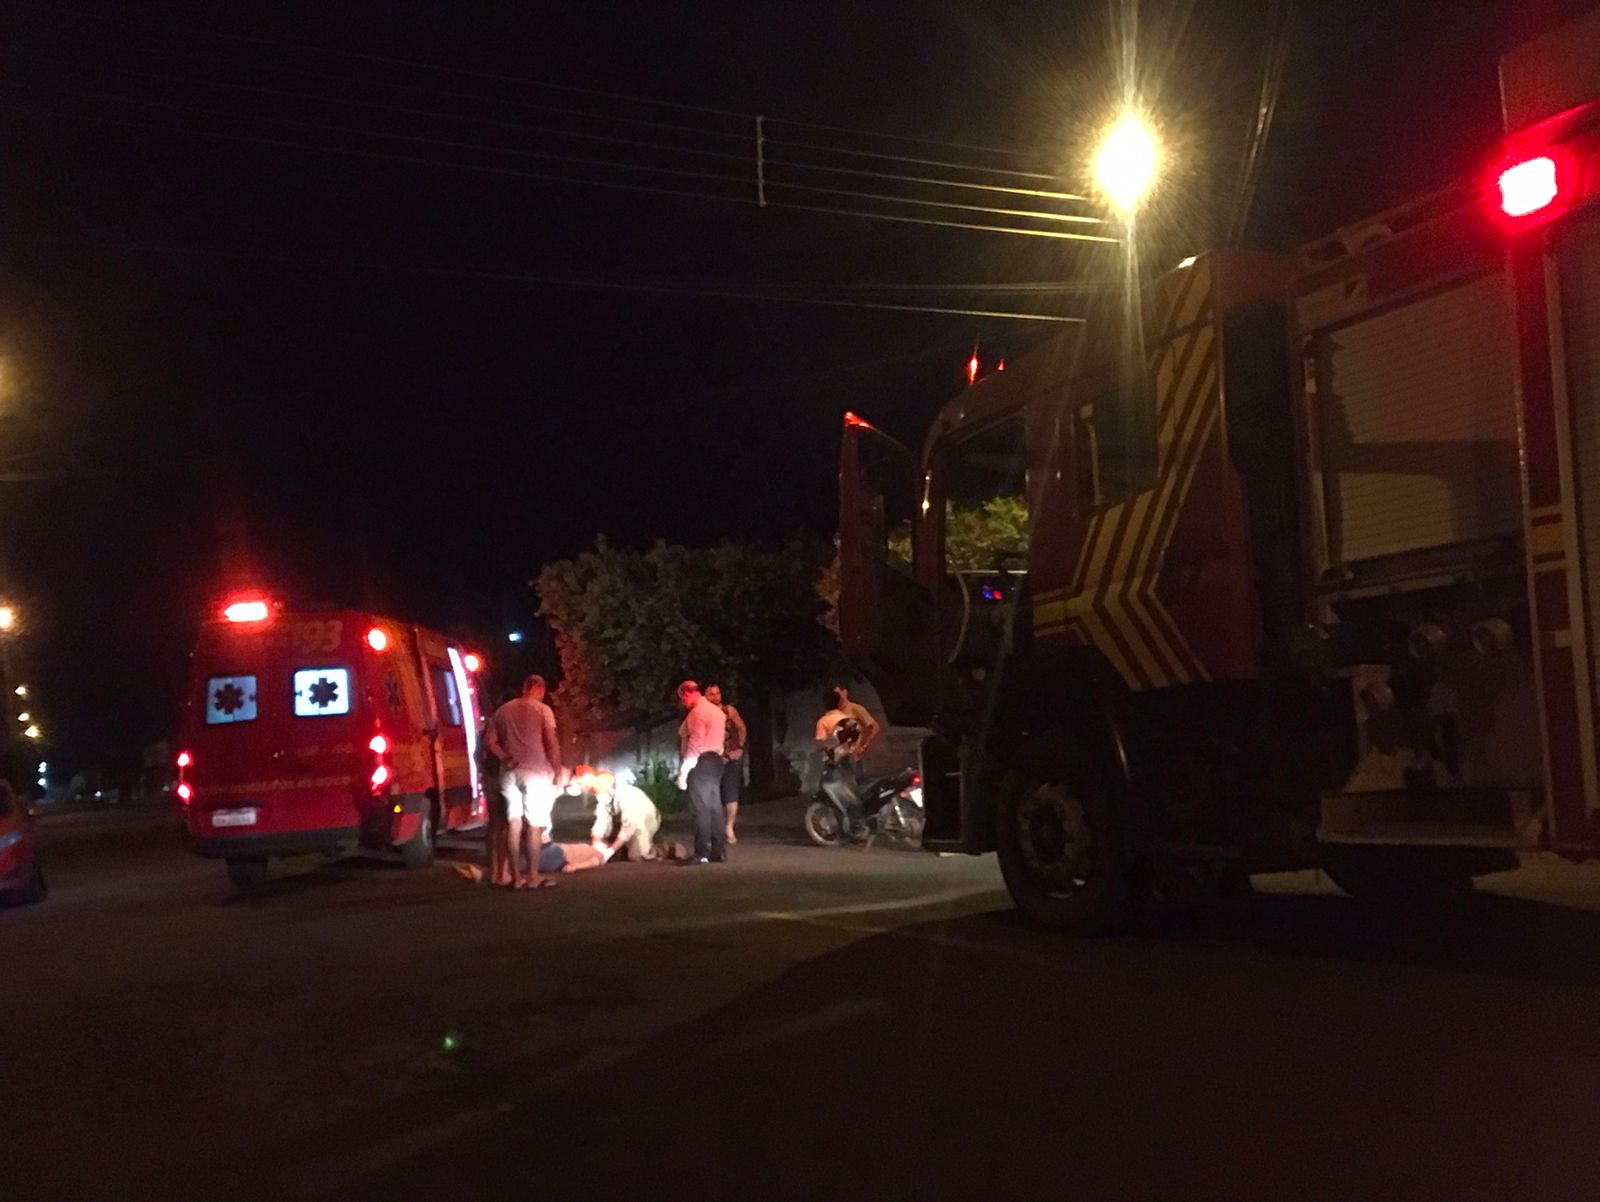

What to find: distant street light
left=0, top=605, right=16, bottom=632
left=1092, top=112, right=1161, bottom=216
left=508, top=631, right=525, bottom=644
left=23, top=724, right=40, bottom=740
left=16, top=712, right=29, bottom=723
left=14, top=684, right=26, bottom=697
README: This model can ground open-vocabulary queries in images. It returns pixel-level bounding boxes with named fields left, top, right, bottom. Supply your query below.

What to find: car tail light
left=1499, top=154, right=1560, bottom=218
left=176, top=782, right=193, bottom=803
left=223, top=599, right=271, bottom=623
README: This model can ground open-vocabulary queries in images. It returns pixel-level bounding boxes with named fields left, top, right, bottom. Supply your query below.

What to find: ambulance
left=178, top=596, right=487, bottom=890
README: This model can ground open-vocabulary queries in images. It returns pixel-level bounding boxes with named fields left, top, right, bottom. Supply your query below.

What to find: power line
left=140, top=18, right=1049, bottom=164
left=22, top=228, right=1086, bottom=322
left=6, top=94, right=1118, bottom=243
left=23, top=58, right=1095, bottom=207
left=123, top=50, right=1064, bottom=182
left=7, top=79, right=1105, bottom=229
left=764, top=155, right=1090, bottom=202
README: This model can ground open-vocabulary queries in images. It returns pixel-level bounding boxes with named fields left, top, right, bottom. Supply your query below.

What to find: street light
left=1092, top=112, right=1161, bottom=216
left=0, top=605, right=16, bottom=632
left=23, top=724, right=40, bottom=740
left=14, top=684, right=25, bottom=697
left=16, top=711, right=29, bottom=723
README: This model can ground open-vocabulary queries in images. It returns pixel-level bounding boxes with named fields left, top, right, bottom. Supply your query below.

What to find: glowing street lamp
left=23, top=724, right=41, bottom=740
left=1092, top=112, right=1161, bottom=216
left=14, top=684, right=26, bottom=697
left=16, top=711, right=29, bottom=723
left=0, top=605, right=16, bottom=632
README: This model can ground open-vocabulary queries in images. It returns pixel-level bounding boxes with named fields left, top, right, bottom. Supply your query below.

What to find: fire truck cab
left=838, top=7, right=1600, bottom=931
left=178, top=598, right=486, bottom=890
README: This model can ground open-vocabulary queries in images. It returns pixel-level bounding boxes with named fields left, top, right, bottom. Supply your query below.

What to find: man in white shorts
left=484, top=674, right=563, bottom=890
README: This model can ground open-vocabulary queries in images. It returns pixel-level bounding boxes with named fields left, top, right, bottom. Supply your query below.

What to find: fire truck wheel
left=401, top=806, right=437, bottom=870
left=996, top=738, right=1147, bottom=934
left=1323, top=846, right=1477, bottom=909
left=226, top=857, right=270, bottom=892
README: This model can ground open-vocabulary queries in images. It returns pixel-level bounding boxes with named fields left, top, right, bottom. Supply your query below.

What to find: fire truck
left=837, top=7, right=1600, bottom=930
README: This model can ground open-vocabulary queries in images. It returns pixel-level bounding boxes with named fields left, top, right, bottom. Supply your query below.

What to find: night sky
left=0, top=0, right=1591, bottom=775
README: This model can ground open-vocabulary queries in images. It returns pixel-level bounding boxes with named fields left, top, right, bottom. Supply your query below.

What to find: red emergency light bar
left=1492, top=99, right=1600, bottom=229
left=1498, top=155, right=1560, bottom=217
left=223, top=599, right=271, bottom=624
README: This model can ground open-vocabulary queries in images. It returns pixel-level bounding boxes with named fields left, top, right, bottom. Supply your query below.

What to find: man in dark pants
left=676, top=680, right=728, bottom=863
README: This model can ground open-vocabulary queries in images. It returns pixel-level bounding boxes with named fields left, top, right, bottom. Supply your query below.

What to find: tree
left=536, top=537, right=836, bottom=796
left=817, top=494, right=1031, bottom=631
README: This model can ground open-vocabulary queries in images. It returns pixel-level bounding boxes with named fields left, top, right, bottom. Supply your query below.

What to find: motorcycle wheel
left=803, top=800, right=847, bottom=847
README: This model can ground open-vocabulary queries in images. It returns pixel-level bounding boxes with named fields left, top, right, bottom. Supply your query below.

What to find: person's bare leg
left=725, top=801, right=739, bottom=844
left=488, top=810, right=511, bottom=886
left=507, top=816, right=529, bottom=888
left=521, top=825, right=557, bottom=888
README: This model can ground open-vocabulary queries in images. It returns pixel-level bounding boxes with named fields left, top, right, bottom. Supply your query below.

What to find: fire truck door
left=839, top=416, right=937, bottom=726
left=1524, top=208, right=1600, bottom=854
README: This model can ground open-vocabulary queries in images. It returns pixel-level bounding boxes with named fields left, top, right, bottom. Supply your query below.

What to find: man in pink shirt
left=676, top=680, right=728, bottom=863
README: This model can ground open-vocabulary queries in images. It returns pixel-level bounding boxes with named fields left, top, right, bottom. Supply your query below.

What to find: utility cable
left=3, top=94, right=1119, bottom=243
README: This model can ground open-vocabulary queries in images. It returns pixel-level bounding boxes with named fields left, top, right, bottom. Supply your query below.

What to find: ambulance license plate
left=212, top=808, right=259, bottom=828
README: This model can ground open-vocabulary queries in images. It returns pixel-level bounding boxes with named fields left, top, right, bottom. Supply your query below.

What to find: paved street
left=7, top=799, right=1600, bottom=1201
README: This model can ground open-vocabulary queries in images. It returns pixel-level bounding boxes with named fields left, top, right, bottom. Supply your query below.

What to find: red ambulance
left=178, top=596, right=487, bottom=890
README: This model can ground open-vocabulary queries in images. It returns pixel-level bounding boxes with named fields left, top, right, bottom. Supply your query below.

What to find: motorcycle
left=803, top=725, right=924, bottom=847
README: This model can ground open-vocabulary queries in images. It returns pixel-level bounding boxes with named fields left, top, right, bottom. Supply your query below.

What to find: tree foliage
left=890, top=495, right=1029, bottom=573
left=536, top=537, right=836, bottom=730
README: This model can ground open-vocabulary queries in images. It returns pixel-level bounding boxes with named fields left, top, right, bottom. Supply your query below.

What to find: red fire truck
left=178, top=596, right=487, bottom=890
left=836, top=7, right=1600, bottom=930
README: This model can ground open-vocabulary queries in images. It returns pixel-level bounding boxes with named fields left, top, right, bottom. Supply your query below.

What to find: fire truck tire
left=1323, top=846, right=1477, bottom=909
left=401, top=806, right=437, bottom=870
left=226, top=857, right=270, bottom=891
left=996, top=737, right=1147, bottom=934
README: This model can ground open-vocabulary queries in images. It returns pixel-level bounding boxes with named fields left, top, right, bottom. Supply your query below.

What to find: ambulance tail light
left=176, top=750, right=193, bottom=769
left=176, top=782, right=193, bottom=803
left=366, top=627, right=389, bottom=652
left=368, top=730, right=392, bottom=793
left=463, top=652, right=482, bottom=673
left=1498, top=155, right=1560, bottom=218
left=176, top=750, right=193, bottom=805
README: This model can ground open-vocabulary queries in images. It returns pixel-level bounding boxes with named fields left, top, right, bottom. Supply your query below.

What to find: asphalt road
left=7, top=799, right=1600, bottom=1201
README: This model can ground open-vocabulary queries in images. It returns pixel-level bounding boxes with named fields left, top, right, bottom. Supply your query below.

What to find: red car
left=178, top=596, right=488, bottom=890
left=0, top=779, right=46, bottom=906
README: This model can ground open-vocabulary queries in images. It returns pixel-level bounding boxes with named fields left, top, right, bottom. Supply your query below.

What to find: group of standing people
left=463, top=672, right=753, bottom=886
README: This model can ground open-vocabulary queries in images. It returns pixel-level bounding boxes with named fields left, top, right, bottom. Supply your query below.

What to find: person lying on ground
left=454, top=840, right=610, bottom=885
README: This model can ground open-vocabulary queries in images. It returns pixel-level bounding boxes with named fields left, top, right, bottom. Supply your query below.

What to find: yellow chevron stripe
left=1138, top=366, right=1221, bottom=681
left=1125, top=324, right=1214, bottom=681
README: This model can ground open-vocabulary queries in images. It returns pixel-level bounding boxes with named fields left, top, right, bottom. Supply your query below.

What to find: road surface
left=6, top=798, right=1600, bottom=1200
